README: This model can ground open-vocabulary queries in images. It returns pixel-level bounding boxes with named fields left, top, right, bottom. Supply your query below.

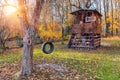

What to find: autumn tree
left=18, top=0, right=44, bottom=75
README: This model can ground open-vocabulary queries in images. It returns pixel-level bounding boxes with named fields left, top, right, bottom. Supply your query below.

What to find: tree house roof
left=71, top=9, right=102, bottom=17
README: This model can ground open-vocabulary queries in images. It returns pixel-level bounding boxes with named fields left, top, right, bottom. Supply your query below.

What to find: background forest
left=1, top=0, right=120, bottom=43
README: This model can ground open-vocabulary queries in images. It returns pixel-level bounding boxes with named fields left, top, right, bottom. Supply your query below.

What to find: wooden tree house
left=68, top=9, right=102, bottom=50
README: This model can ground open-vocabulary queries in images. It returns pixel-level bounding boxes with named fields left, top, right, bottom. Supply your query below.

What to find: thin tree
left=55, top=0, right=68, bottom=44
left=111, top=0, right=114, bottom=36
left=103, top=0, right=109, bottom=36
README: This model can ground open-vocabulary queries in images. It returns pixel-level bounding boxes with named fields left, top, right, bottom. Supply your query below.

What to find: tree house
left=68, top=9, right=102, bottom=50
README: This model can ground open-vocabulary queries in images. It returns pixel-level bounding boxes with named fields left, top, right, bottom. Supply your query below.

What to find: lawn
left=0, top=38, right=120, bottom=80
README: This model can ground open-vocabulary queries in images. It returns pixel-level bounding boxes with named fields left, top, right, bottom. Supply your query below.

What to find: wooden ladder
left=67, top=34, right=76, bottom=48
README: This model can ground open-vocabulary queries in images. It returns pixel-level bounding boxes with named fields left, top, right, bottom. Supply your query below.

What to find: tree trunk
left=18, top=0, right=44, bottom=76
left=20, top=26, right=35, bottom=75
left=62, top=26, right=64, bottom=45
left=103, top=0, right=109, bottom=37
left=111, top=0, right=114, bottom=36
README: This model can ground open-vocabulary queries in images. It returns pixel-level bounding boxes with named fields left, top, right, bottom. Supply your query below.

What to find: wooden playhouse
left=68, top=9, right=102, bottom=50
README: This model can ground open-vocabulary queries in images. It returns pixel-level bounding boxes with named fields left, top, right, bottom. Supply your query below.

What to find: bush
left=38, top=22, right=62, bottom=42
left=0, top=25, right=10, bottom=51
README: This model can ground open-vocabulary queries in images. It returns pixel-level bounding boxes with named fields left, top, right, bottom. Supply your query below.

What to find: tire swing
left=42, top=42, right=54, bottom=54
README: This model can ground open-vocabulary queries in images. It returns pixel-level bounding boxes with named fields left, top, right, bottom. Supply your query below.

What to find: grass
left=0, top=50, right=22, bottom=64
left=0, top=38, right=120, bottom=80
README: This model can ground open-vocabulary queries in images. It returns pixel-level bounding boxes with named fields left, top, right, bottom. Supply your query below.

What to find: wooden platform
left=68, top=33, right=101, bottom=50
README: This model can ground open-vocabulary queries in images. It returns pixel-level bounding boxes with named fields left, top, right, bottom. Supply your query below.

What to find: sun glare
left=5, top=6, right=17, bottom=15
left=3, top=0, right=17, bottom=15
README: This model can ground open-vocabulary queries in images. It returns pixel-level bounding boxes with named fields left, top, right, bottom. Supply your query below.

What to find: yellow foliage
left=65, top=14, right=75, bottom=26
left=102, top=13, right=119, bottom=32
left=109, top=21, right=118, bottom=31
left=38, top=22, right=62, bottom=41
left=101, top=20, right=105, bottom=28
left=106, top=17, right=112, bottom=22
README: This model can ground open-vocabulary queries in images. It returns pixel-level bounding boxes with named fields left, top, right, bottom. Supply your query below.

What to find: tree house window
left=85, top=17, right=96, bottom=23
left=84, top=12, right=94, bottom=23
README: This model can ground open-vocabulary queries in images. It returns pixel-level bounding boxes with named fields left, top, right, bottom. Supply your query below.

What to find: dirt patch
left=101, top=42, right=111, bottom=47
left=36, top=63, right=67, bottom=72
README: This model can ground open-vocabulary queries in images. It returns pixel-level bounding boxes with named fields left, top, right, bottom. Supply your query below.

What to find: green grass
left=0, top=39, right=120, bottom=80
left=0, top=51, right=22, bottom=64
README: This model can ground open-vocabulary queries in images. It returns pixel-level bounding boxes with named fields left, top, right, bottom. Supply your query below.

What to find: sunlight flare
left=4, top=6, right=17, bottom=15
left=3, top=0, right=17, bottom=15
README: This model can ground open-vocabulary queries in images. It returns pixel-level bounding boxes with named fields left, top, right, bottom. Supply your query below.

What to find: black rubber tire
left=42, top=42, right=54, bottom=54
